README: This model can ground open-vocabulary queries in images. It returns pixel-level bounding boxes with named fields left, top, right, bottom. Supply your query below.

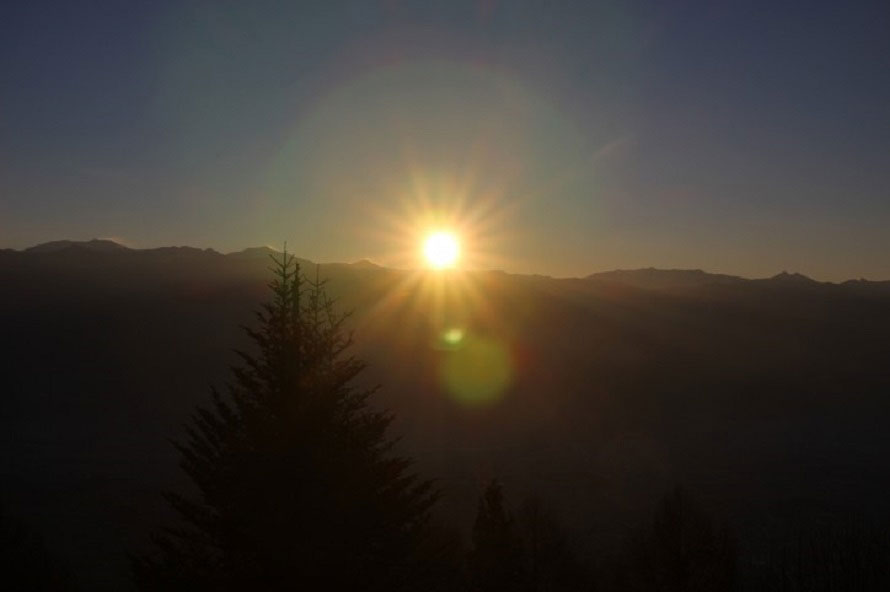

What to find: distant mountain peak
left=25, top=239, right=129, bottom=253
left=227, top=246, right=282, bottom=257
left=225, top=246, right=316, bottom=270
left=350, top=258, right=381, bottom=269
left=770, top=271, right=817, bottom=283
left=225, top=246, right=284, bottom=261
left=586, top=267, right=742, bottom=290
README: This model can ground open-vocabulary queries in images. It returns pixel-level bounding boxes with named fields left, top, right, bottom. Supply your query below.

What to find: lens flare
left=442, top=327, right=464, bottom=344
left=439, top=336, right=512, bottom=407
left=437, top=327, right=465, bottom=350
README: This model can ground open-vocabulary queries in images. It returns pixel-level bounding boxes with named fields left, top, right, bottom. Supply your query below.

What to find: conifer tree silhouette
left=621, top=488, right=736, bottom=592
left=468, top=479, right=525, bottom=592
left=133, top=250, right=438, bottom=591
left=517, top=496, right=588, bottom=592
left=0, top=505, right=75, bottom=591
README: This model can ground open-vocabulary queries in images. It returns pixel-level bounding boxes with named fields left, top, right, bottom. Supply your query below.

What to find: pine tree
left=0, top=506, right=76, bottom=591
left=517, top=496, right=589, bottom=591
left=468, top=479, right=526, bottom=592
left=133, top=250, right=438, bottom=591
left=621, top=488, right=736, bottom=592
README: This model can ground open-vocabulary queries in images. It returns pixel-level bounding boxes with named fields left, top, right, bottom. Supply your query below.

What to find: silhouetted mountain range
left=2, top=241, right=890, bottom=589
left=587, top=268, right=745, bottom=290
left=24, top=238, right=130, bottom=253
left=17, top=239, right=890, bottom=285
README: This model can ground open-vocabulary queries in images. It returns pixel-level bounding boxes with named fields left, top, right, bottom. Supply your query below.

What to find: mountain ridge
left=3, top=237, right=890, bottom=588
left=24, top=238, right=130, bottom=253
left=11, top=240, right=890, bottom=286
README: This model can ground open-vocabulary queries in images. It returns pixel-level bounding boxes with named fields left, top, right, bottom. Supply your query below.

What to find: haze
left=2, top=1, right=889, bottom=280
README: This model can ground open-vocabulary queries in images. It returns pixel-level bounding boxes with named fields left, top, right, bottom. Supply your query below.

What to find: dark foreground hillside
left=2, top=242, right=890, bottom=589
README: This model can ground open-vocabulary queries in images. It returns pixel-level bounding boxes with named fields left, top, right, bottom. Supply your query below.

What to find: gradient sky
left=2, top=1, right=888, bottom=280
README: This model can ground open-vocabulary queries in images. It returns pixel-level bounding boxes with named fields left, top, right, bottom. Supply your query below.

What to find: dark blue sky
left=2, top=1, right=888, bottom=279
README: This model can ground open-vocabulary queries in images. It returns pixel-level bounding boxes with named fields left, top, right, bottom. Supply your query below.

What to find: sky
left=1, top=0, right=888, bottom=280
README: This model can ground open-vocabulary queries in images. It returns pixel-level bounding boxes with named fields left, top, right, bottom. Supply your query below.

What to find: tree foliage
left=749, top=521, right=890, bottom=591
left=516, top=496, right=589, bottom=592
left=612, top=487, right=736, bottom=592
left=134, top=250, right=438, bottom=590
left=468, top=479, right=526, bottom=592
left=0, top=506, right=75, bottom=591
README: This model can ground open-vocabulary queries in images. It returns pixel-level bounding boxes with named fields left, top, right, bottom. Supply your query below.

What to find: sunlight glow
left=423, top=232, right=460, bottom=269
left=351, top=169, right=520, bottom=410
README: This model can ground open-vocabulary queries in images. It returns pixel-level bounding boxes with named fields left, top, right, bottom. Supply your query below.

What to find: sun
left=423, top=231, right=460, bottom=269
